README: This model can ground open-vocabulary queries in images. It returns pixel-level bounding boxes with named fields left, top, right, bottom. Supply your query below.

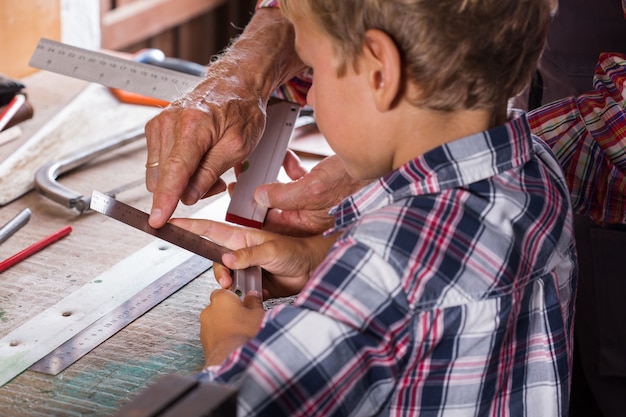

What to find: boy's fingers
left=213, top=262, right=233, bottom=289
left=243, top=290, right=264, bottom=309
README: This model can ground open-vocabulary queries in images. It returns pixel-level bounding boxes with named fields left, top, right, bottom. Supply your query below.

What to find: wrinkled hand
left=144, top=7, right=307, bottom=229
left=255, top=152, right=373, bottom=236
left=145, top=88, right=266, bottom=228
left=200, top=289, right=265, bottom=366
left=170, top=217, right=337, bottom=299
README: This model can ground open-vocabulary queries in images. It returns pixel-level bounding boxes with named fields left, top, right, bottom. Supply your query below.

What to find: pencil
left=0, top=94, right=26, bottom=132
left=0, top=225, right=72, bottom=273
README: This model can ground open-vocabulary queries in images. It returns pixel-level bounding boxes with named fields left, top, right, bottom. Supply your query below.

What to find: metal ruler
left=0, top=195, right=231, bottom=386
left=29, top=255, right=212, bottom=375
left=90, top=190, right=229, bottom=263
left=29, top=38, right=203, bottom=101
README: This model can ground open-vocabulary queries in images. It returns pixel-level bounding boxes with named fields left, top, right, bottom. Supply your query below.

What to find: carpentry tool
left=0, top=208, right=31, bottom=246
left=34, top=125, right=146, bottom=213
left=109, top=48, right=207, bottom=107
left=0, top=225, right=72, bottom=273
left=89, top=191, right=264, bottom=299
left=29, top=38, right=203, bottom=103
left=90, top=190, right=229, bottom=264
left=29, top=254, right=212, bottom=375
left=225, top=98, right=301, bottom=298
left=0, top=194, right=230, bottom=388
left=0, top=93, right=26, bottom=131
left=0, top=83, right=159, bottom=206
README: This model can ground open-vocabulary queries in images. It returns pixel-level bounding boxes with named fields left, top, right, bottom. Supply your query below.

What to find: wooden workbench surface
left=0, top=71, right=240, bottom=416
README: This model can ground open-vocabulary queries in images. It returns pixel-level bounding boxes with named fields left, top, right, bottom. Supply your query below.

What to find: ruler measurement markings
left=0, top=195, right=232, bottom=386
left=30, top=38, right=203, bottom=102
left=29, top=255, right=212, bottom=375
left=90, top=191, right=229, bottom=265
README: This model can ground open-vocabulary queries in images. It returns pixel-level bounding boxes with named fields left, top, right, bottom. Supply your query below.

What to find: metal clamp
left=34, top=126, right=146, bottom=213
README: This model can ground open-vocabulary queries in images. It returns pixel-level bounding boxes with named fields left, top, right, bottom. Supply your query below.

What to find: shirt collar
left=328, top=113, right=535, bottom=232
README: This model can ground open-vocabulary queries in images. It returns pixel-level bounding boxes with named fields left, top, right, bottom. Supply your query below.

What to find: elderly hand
left=256, top=152, right=373, bottom=236
left=145, top=86, right=266, bottom=227
left=145, top=8, right=306, bottom=229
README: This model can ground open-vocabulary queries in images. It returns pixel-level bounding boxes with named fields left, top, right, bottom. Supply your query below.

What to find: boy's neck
left=390, top=106, right=496, bottom=171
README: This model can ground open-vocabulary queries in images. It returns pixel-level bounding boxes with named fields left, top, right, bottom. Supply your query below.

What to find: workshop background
left=0, top=0, right=257, bottom=78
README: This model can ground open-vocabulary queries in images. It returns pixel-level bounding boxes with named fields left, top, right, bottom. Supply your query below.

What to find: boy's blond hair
left=279, top=0, right=553, bottom=112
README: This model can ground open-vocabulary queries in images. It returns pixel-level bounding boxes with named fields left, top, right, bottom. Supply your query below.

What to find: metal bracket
left=34, top=125, right=146, bottom=213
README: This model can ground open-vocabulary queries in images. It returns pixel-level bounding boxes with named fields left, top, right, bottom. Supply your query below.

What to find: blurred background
left=0, top=0, right=257, bottom=78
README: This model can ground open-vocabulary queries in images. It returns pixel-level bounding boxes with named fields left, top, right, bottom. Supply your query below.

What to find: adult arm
left=528, top=53, right=626, bottom=225
left=146, top=6, right=306, bottom=228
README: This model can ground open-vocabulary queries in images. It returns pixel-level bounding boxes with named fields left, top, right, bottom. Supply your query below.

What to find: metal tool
left=0, top=195, right=231, bottom=388
left=91, top=191, right=264, bottom=299
left=109, top=48, right=207, bottom=107
left=0, top=208, right=30, bottom=246
left=34, top=126, right=146, bottom=213
left=29, top=38, right=203, bottom=102
left=90, top=190, right=230, bottom=263
left=29, top=254, right=212, bottom=375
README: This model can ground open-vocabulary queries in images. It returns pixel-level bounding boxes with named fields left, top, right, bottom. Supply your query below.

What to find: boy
left=172, top=0, right=576, bottom=415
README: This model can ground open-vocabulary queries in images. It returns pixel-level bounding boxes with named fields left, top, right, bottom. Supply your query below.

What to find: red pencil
left=0, top=225, right=72, bottom=273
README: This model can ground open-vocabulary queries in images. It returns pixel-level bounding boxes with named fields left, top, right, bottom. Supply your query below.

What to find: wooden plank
left=0, top=69, right=235, bottom=416
left=101, top=0, right=228, bottom=51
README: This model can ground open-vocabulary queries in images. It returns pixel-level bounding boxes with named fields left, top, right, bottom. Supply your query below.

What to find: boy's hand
left=200, top=289, right=265, bottom=366
left=170, top=218, right=337, bottom=298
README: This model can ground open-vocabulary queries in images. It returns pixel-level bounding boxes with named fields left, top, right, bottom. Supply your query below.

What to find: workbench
left=0, top=71, right=325, bottom=416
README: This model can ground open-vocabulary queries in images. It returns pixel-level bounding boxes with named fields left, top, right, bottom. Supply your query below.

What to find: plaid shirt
left=256, top=1, right=626, bottom=227
left=527, top=53, right=626, bottom=225
left=200, top=114, right=577, bottom=416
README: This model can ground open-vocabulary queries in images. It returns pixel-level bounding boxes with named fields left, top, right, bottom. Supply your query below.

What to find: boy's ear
left=362, top=29, right=402, bottom=111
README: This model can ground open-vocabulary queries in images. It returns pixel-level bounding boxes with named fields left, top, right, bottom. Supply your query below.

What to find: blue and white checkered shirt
left=200, top=113, right=577, bottom=417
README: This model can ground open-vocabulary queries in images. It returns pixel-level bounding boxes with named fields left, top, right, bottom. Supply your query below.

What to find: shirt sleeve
left=256, top=0, right=278, bottom=7
left=254, top=0, right=312, bottom=105
left=528, top=53, right=626, bottom=225
left=198, top=240, right=409, bottom=416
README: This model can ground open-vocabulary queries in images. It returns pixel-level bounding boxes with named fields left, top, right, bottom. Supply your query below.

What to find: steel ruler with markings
left=28, top=255, right=212, bottom=375
left=0, top=195, right=231, bottom=387
left=29, top=38, right=203, bottom=102
left=90, top=190, right=230, bottom=263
